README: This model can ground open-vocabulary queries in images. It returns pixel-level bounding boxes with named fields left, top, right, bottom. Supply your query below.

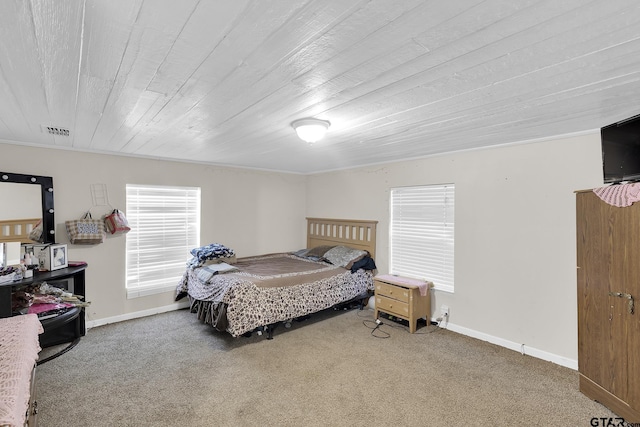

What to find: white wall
left=0, top=143, right=307, bottom=324
left=306, top=132, right=604, bottom=367
left=1, top=131, right=605, bottom=368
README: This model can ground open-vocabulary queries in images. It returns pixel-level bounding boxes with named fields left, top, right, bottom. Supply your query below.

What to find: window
left=390, top=184, right=455, bottom=292
left=126, top=184, right=200, bottom=298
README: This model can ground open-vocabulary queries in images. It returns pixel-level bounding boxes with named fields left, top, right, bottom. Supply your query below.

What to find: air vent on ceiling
left=44, top=126, right=70, bottom=137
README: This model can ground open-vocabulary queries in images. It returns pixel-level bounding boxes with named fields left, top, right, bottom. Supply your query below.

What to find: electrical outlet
left=440, top=305, right=449, bottom=318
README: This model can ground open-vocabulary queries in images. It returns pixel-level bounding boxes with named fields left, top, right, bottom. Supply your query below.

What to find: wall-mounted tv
left=602, top=114, right=640, bottom=184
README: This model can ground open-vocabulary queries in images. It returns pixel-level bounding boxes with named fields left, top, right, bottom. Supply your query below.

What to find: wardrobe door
left=615, top=201, right=640, bottom=411
left=577, top=191, right=640, bottom=415
left=608, top=200, right=639, bottom=407
left=577, top=191, right=616, bottom=395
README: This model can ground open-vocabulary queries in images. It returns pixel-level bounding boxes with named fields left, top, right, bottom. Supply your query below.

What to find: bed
left=176, top=217, right=377, bottom=339
left=0, top=218, right=40, bottom=244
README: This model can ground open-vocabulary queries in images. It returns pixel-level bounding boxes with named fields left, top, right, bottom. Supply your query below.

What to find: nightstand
left=374, top=274, right=431, bottom=333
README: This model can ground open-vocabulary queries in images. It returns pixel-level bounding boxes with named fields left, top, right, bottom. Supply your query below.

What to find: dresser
left=0, top=265, right=88, bottom=360
left=373, top=274, right=431, bottom=333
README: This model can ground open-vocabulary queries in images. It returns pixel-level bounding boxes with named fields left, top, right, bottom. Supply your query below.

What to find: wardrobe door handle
left=609, top=291, right=634, bottom=314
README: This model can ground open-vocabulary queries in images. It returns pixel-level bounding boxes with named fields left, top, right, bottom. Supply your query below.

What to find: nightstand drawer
left=374, top=282, right=410, bottom=303
left=375, top=295, right=409, bottom=317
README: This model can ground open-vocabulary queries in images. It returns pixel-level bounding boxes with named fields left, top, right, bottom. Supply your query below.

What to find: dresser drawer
left=375, top=295, right=410, bottom=317
left=374, top=282, right=410, bottom=302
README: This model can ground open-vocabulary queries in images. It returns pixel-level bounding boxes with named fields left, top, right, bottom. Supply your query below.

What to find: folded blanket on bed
left=188, top=243, right=236, bottom=268
left=196, top=263, right=239, bottom=283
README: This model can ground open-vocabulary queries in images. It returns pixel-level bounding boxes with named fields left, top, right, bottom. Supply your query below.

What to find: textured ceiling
left=1, top=0, right=640, bottom=173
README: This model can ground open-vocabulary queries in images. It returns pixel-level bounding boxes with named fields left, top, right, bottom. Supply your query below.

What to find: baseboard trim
left=85, top=300, right=190, bottom=329
left=436, top=320, right=578, bottom=370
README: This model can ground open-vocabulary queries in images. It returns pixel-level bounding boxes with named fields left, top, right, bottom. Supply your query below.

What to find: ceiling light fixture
left=291, top=118, right=331, bottom=143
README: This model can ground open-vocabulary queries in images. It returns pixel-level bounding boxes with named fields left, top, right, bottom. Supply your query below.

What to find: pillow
left=291, top=246, right=334, bottom=262
left=323, top=246, right=367, bottom=268
left=292, top=248, right=311, bottom=258
left=305, top=245, right=335, bottom=258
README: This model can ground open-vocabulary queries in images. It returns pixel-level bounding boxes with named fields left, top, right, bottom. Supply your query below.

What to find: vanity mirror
left=0, top=172, right=55, bottom=244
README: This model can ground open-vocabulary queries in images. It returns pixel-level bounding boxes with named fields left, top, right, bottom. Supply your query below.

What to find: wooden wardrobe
left=576, top=189, right=640, bottom=422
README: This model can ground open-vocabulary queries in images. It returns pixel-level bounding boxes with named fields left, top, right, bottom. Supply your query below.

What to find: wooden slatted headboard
left=306, top=217, right=377, bottom=258
left=0, top=218, right=40, bottom=244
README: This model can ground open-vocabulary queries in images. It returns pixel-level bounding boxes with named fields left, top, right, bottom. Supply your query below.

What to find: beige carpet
left=36, top=308, right=615, bottom=426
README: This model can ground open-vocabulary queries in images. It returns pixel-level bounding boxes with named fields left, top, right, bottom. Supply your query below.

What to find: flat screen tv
left=602, top=114, right=640, bottom=184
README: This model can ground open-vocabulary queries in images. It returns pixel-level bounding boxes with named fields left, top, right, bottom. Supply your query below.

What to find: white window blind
left=390, top=184, right=455, bottom=293
left=126, top=184, right=200, bottom=298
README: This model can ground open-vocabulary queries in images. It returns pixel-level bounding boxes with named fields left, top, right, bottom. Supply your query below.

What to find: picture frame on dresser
left=50, top=244, right=68, bottom=270
left=33, top=243, right=68, bottom=271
